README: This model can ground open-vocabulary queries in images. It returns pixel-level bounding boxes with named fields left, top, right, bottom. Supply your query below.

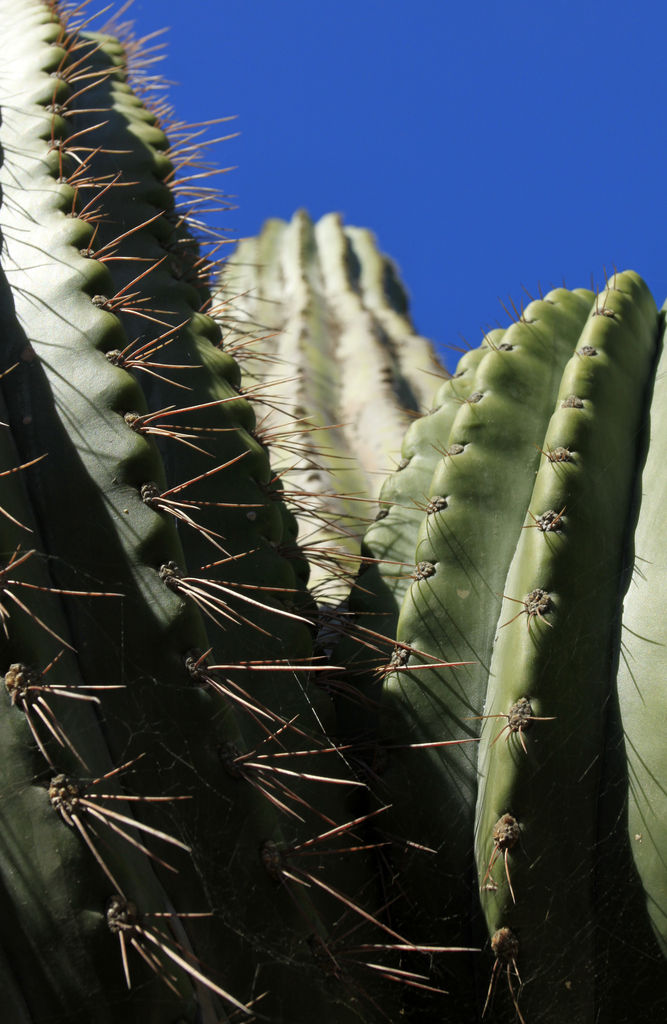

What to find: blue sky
left=129, top=0, right=667, bottom=372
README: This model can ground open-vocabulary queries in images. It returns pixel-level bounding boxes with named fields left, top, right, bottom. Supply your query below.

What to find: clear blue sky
left=129, top=0, right=667, bottom=372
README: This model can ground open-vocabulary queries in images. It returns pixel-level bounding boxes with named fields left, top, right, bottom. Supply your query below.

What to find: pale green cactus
left=217, top=209, right=446, bottom=604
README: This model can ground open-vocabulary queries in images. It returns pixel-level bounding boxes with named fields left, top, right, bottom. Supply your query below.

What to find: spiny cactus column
left=347, top=273, right=666, bottom=1021
left=0, top=5, right=413, bottom=1021
left=616, top=311, right=667, bottom=960
left=473, top=272, right=664, bottom=1023
left=217, top=210, right=447, bottom=603
left=343, top=330, right=506, bottom=685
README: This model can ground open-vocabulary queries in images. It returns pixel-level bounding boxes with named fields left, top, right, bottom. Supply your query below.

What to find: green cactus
left=217, top=209, right=446, bottom=605
left=0, top=4, right=456, bottom=1021
left=1, top=3, right=665, bottom=1024
left=345, top=273, right=667, bottom=1021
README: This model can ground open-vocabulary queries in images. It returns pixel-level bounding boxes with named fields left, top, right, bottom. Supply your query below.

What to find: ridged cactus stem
left=217, top=210, right=446, bottom=605
left=475, top=273, right=663, bottom=1022
left=375, top=289, right=594, bottom=948
left=0, top=6, right=409, bottom=1020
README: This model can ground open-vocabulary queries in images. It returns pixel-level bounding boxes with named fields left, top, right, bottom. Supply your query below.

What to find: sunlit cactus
left=343, top=272, right=667, bottom=1022
left=216, top=209, right=446, bottom=606
left=0, top=3, right=664, bottom=1024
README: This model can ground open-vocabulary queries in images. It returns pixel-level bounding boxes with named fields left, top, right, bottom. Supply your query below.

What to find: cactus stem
left=0, top=547, right=122, bottom=650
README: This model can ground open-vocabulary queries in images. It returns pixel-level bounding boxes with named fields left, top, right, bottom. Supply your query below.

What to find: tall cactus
left=0, top=4, right=457, bottom=1021
left=344, top=273, right=667, bottom=1021
left=216, top=210, right=446, bottom=604
left=1, top=3, right=665, bottom=1023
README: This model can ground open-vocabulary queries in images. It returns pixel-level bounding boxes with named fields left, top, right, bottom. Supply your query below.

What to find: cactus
left=0, top=4, right=461, bottom=1021
left=345, top=273, right=667, bottom=1021
left=216, top=210, right=446, bottom=605
left=1, top=2, right=665, bottom=1023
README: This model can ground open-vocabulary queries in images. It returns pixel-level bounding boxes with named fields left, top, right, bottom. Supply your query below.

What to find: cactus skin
left=345, top=274, right=666, bottom=1020
left=616, top=310, right=667, bottom=960
left=217, top=209, right=446, bottom=603
left=0, top=6, right=415, bottom=1022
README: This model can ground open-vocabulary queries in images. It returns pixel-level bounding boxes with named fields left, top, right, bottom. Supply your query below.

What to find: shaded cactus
left=0, top=4, right=460, bottom=1021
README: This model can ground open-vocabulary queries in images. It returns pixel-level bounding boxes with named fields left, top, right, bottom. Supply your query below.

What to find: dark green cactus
left=0, top=4, right=455, bottom=1021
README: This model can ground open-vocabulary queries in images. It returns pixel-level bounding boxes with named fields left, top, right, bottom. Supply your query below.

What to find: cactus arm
left=616, top=312, right=667, bottom=956
left=0, top=9, right=370, bottom=1020
left=343, top=223, right=445, bottom=413
left=346, top=289, right=597, bottom=1021
left=474, top=272, right=661, bottom=1022
left=363, top=333, right=501, bottom=607
left=338, top=334, right=502, bottom=743
left=379, top=288, right=593, bottom=871
left=315, top=213, right=444, bottom=460
left=216, top=211, right=447, bottom=606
